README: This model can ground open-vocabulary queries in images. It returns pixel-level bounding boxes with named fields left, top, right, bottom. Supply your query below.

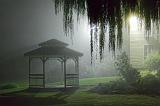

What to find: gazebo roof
left=39, top=39, right=68, bottom=47
left=24, top=39, right=83, bottom=57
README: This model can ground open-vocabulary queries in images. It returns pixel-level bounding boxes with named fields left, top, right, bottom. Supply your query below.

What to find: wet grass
left=64, top=91, right=160, bottom=106
left=1, top=76, right=160, bottom=106
left=80, top=76, right=119, bottom=86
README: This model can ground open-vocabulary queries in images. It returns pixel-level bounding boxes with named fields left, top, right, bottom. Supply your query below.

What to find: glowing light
left=129, top=15, right=138, bottom=32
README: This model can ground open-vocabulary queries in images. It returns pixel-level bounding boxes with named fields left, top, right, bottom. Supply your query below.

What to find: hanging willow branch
left=54, top=0, right=160, bottom=59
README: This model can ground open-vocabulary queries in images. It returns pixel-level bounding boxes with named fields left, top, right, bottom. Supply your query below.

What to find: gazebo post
left=76, top=57, right=79, bottom=87
left=63, top=58, right=67, bottom=88
left=74, top=58, right=77, bottom=87
left=61, top=61, right=64, bottom=85
left=29, top=56, right=31, bottom=88
left=42, top=57, right=47, bottom=88
left=61, top=61, right=64, bottom=73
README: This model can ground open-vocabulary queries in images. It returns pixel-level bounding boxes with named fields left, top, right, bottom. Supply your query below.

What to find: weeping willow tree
left=54, top=0, right=160, bottom=60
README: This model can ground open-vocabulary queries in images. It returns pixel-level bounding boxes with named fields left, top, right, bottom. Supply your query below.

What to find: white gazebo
left=24, top=39, right=83, bottom=89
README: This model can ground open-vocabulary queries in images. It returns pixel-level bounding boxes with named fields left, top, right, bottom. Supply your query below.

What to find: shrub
left=91, top=79, right=137, bottom=94
left=140, top=69, right=157, bottom=77
left=91, top=75, right=160, bottom=95
left=124, top=67, right=140, bottom=85
left=145, top=53, right=160, bottom=73
left=138, top=74, right=160, bottom=94
left=91, top=52, right=160, bottom=95
left=0, top=83, right=17, bottom=90
left=115, top=52, right=140, bottom=84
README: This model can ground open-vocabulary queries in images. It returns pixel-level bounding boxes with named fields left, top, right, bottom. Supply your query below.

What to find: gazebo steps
left=28, top=86, right=79, bottom=92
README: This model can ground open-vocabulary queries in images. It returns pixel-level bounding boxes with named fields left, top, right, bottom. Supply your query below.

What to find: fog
left=0, top=0, right=117, bottom=83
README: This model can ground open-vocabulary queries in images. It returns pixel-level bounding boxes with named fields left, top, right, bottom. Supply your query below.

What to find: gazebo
left=24, top=39, right=83, bottom=89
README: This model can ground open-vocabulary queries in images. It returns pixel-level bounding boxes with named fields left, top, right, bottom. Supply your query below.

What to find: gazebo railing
left=29, top=74, right=45, bottom=88
left=66, top=74, right=79, bottom=87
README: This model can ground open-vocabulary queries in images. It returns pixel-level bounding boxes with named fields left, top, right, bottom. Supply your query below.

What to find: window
left=144, top=45, right=153, bottom=59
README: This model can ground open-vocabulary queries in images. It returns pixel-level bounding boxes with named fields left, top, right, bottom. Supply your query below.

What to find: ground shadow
left=0, top=88, right=77, bottom=106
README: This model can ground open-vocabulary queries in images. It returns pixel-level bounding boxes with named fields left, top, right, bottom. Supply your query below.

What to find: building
left=127, top=18, right=160, bottom=68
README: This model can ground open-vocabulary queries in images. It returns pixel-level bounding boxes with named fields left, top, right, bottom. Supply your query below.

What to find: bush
left=0, top=83, right=18, bottom=90
left=138, top=74, right=160, bottom=94
left=91, top=52, right=160, bottom=95
left=91, top=79, right=137, bottom=94
left=139, top=69, right=157, bottom=77
left=124, top=67, right=140, bottom=85
left=145, top=53, right=160, bottom=73
left=90, top=74, right=160, bottom=95
left=115, top=52, right=140, bottom=84
left=91, top=75, right=160, bottom=95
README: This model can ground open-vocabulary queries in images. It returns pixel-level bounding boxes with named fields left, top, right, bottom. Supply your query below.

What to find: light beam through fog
left=129, top=15, right=139, bottom=32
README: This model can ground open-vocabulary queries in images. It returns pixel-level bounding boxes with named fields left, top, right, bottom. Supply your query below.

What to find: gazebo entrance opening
left=24, top=39, right=83, bottom=89
left=45, top=59, right=64, bottom=88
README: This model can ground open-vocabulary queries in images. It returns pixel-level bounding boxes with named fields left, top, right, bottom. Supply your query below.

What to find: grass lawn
left=0, top=76, right=160, bottom=106
left=80, top=76, right=119, bottom=86
left=62, top=91, right=160, bottom=106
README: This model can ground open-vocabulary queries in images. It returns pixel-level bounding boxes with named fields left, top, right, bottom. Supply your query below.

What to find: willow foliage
left=54, top=0, right=160, bottom=59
